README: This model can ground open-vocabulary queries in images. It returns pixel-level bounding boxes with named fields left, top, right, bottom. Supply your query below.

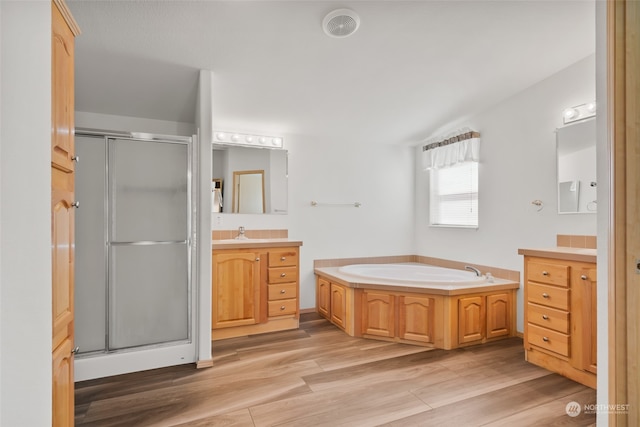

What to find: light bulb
left=231, top=134, right=240, bottom=142
left=245, top=136, right=253, bottom=143
left=272, top=138, right=282, bottom=146
left=586, top=102, right=596, bottom=113
left=215, top=132, right=226, bottom=140
left=563, top=108, right=578, bottom=120
left=258, top=137, right=267, bottom=145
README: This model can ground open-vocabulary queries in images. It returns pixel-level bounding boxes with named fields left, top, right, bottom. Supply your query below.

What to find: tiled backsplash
left=212, top=229, right=288, bottom=240
left=314, top=255, right=520, bottom=282
left=557, top=234, right=597, bottom=249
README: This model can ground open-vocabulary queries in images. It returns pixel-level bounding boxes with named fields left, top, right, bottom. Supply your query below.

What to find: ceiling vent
left=322, top=9, right=360, bottom=38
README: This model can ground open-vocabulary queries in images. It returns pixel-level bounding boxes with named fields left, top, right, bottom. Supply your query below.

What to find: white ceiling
left=68, top=0, right=595, bottom=145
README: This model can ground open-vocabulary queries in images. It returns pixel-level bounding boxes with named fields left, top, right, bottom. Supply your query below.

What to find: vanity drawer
left=528, top=323, right=570, bottom=357
left=269, top=250, right=298, bottom=267
left=268, top=299, right=297, bottom=317
left=268, top=283, right=298, bottom=301
left=527, top=261, right=570, bottom=287
left=527, top=302, right=569, bottom=333
left=527, top=283, right=570, bottom=310
left=268, top=266, right=298, bottom=284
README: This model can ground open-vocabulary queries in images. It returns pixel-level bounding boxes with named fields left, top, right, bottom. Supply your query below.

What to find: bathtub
left=337, top=263, right=487, bottom=287
left=315, top=261, right=518, bottom=349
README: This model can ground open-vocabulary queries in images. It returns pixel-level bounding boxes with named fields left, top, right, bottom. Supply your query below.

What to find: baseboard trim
left=196, top=359, right=214, bottom=369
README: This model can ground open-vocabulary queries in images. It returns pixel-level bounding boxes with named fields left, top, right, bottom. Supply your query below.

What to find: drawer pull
left=542, top=315, right=549, bottom=320
left=280, top=305, right=286, bottom=310
left=280, top=273, right=286, bottom=277
left=542, top=293, right=549, bottom=298
left=581, top=274, right=588, bottom=280
left=542, top=271, right=549, bottom=276
left=255, top=257, right=260, bottom=261
left=281, top=256, right=286, bottom=261
left=280, top=289, right=286, bottom=294
left=542, top=336, right=550, bottom=342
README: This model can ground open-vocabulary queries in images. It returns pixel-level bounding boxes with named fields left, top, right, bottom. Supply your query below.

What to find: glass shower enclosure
left=74, top=131, right=194, bottom=358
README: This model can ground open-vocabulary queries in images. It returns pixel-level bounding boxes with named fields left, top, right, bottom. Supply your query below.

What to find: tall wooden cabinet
left=51, top=1, right=79, bottom=425
left=520, top=253, right=597, bottom=389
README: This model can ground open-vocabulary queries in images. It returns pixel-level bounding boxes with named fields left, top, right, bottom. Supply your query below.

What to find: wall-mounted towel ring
left=531, top=199, right=544, bottom=212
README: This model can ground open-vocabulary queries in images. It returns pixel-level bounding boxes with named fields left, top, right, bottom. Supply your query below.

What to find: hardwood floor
left=75, top=313, right=596, bottom=426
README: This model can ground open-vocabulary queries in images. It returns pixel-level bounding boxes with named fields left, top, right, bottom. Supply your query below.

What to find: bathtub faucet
left=464, top=265, right=482, bottom=277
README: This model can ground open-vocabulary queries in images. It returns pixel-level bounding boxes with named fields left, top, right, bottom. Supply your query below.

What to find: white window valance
left=422, top=129, right=480, bottom=170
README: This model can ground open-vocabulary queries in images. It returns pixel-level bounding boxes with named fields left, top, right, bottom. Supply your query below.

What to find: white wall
left=76, top=111, right=195, bottom=136
left=414, top=55, right=597, bottom=333
left=0, top=1, right=52, bottom=425
left=214, top=135, right=416, bottom=309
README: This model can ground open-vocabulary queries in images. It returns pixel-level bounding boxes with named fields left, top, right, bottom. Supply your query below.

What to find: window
left=429, top=161, right=478, bottom=228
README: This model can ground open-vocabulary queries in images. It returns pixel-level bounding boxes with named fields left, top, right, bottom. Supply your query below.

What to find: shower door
left=108, top=136, right=191, bottom=350
left=74, top=133, right=192, bottom=355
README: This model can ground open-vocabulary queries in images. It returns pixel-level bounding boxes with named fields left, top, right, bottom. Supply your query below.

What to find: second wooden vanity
left=212, top=239, right=302, bottom=340
left=518, top=246, right=597, bottom=388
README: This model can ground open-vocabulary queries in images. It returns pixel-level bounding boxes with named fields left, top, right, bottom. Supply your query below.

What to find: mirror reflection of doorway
left=232, top=170, right=265, bottom=213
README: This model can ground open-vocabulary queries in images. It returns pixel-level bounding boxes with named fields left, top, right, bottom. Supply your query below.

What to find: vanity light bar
left=213, top=131, right=283, bottom=149
left=562, top=101, right=596, bottom=125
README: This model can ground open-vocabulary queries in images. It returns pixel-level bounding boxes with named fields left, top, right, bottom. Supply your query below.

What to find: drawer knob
left=280, top=289, right=286, bottom=294
left=581, top=274, right=588, bottom=280
left=542, top=336, right=549, bottom=342
left=280, top=305, right=286, bottom=310
left=542, top=293, right=549, bottom=298
left=281, top=256, right=286, bottom=261
left=255, top=258, right=260, bottom=261
left=542, top=315, right=549, bottom=320
left=542, top=271, right=549, bottom=276
left=280, top=273, right=286, bottom=277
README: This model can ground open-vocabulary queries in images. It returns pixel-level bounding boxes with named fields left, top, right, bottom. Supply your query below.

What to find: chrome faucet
left=235, top=226, right=247, bottom=240
left=464, top=265, right=481, bottom=277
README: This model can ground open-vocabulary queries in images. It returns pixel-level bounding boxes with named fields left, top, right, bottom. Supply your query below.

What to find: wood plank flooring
left=75, top=313, right=596, bottom=426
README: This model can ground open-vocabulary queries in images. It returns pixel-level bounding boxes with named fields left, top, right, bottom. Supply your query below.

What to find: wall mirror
left=556, top=117, right=596, bottom=214
left=212, top=146, right=288, bottom=214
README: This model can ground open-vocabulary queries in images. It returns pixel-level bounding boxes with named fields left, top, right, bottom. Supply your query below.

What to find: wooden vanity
left=518, top=247, right=597, bottom=388
left=212, top=239, right=302, bottom=340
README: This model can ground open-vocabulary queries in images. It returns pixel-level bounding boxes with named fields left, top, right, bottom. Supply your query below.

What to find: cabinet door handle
left=71, top=201, right=80, bottom=208
left=281, top=256, right=286, bottom=261
left=542, top=293, right=549, bottom=298
left=71, top=346, right=80, bottom=355
left=542, top=271, right=549, bottom=276
left=280, top=305, right=286, bottom=310
left=280, top=273, right=286, bottom=277
left=71, top=155, right=80, bottom=163
left=542, top=315, right=549, bottom=320
left=542, top=337, right=549, bottom=342
left=255, top=257, right=260, bottom=261
left=280, top=289, right=286, bottom=294
left=581, top=275, right=588, bottom=280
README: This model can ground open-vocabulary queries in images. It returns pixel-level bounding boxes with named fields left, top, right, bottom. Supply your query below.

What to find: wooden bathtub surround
left=212, top=241, right=302, bottom=340
left=518, top=247, right=597, bottom=389
left=315, top=267, right=517, bottom=350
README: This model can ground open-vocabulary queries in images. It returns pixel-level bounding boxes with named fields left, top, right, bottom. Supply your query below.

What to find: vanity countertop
left=212, top=238, right=303, bottom=250
left=517, top=246, right=596, bottom=263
